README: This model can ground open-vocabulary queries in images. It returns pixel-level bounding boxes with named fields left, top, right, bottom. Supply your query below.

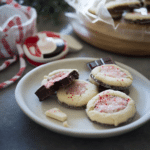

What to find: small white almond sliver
left=45, top=108, right=67, bottom=122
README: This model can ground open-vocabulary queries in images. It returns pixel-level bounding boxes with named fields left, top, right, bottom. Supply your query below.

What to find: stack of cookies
left=89, top=0, right=150, bottom=24
left=86, top=57, right=136, bottom=126
left=105, top=0, right=142, bottom=20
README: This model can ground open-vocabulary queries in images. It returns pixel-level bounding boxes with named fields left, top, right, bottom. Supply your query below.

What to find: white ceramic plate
left=15, top=58, right=150, bottom=138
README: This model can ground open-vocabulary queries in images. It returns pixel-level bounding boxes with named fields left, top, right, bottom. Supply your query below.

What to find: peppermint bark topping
left=66, top=81, right=88, bottom=96
left=45, top=71, right=69, bottom=88
left=101, top=65, right=127, bottom=78
left=94, top=94, right=130, bottom=113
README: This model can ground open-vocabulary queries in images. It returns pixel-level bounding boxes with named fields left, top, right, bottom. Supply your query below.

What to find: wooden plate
left=69, top=12, right=150, bottom=56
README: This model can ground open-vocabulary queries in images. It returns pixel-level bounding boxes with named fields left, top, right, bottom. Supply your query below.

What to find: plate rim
left=15, top=57, right=150, bottom=138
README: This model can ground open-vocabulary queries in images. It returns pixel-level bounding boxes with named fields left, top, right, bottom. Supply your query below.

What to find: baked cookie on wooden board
left=124, top=7, right=150, bottom=24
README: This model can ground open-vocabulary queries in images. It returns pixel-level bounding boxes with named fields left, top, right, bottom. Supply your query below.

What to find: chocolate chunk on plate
left=87, top=57, right=115, bottom=70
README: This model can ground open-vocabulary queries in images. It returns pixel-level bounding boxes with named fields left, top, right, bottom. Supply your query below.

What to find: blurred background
left=16, top=0, right=73, bottom=24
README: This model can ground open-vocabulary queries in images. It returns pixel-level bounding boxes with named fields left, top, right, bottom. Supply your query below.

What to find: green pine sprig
left=16, top=0, right=72, bottom=24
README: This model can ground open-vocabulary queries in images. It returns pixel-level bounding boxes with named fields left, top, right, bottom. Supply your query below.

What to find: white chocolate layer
left=45, top=108, right=67, bottom=122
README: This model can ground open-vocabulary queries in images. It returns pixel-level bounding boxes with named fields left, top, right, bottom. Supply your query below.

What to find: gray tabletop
left=0, top=13, right=150, bottom=150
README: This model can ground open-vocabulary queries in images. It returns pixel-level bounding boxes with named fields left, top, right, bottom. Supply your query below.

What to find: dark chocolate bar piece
left=87, top=57, right=115, bottom=70
left=35, top=70, right=79, bottom=101
left=35, top=86, right=56, bottom=101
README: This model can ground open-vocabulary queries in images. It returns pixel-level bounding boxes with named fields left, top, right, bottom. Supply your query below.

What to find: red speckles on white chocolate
left=45, top=71, right=69, bottom=88
left=101, top=65, right=127, bottom=78
left=66, top=81, right=88, bottom=96
left=94, top=95, right=130, bottom=113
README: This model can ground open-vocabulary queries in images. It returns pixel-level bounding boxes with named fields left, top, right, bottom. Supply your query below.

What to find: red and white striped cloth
left=0, top=44, right=26, bottom=89
left=0, top=0, right=37, bottom=89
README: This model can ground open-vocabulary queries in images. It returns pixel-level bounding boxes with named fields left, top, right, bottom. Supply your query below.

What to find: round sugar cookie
left=57, top=79, right=99, bottom=109
left=124, top=8, right=150, bottom=24
left=86, top=90, right=136, bottom=126
left=89, top=73, right=130, bottom=95
left=105, top=0, right=142, bottom=19
left=105, top=0, right=142, bottom=13
left=90, top=64, right=133, bottom=90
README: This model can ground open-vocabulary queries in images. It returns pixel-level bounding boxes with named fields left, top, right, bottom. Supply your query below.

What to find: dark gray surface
left=0, top=13, right=150, bottom=150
